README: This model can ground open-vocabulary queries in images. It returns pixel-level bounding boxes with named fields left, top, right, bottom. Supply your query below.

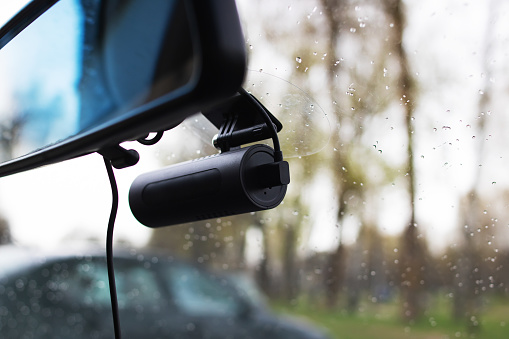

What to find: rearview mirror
left=0, top=0, right=246, bottom=176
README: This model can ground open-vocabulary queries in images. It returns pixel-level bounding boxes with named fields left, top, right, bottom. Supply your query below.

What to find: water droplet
left=295, top=57, right=302, bottom=63
left=350, top=27, right=357, bottom=33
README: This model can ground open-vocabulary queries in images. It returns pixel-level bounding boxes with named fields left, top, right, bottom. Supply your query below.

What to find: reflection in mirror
left=0, top=0, right=196, bottom=164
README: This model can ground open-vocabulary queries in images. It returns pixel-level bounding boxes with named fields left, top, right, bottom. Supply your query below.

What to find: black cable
left=238, top=87, right=283, bottom=162
left=103, top=157, right=122, bottom=339
left=137, top=131, right=164, bottom=145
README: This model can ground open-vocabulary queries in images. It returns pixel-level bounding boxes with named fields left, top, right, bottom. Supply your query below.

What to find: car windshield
left=2, top=1, right=509, bottom=339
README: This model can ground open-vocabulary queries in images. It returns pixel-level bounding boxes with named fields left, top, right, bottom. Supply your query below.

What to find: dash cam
left=129, top=144, right=289, bottom=227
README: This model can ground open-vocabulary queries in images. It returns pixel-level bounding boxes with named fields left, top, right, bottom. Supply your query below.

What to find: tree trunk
left=282, top=225, right=300, bottom=301
left=256, top=223, right=274, bottom=297
left=381, top=0, right=428, bottom=322
left=0, top=218, right=11, bottom=245
left=325, top=242, right=345, bottom=308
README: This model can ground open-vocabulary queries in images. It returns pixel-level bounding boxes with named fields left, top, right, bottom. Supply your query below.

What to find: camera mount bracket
left=203, top=91, right=283, bottom=152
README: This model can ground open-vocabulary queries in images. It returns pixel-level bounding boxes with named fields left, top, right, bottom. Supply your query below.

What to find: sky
left=0, top=142, right=158, bottom=248
left=0, top=0, right=30, bottom=27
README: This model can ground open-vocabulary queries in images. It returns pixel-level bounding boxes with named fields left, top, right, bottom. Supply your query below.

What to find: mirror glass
left=0, top=0, right=196, bottom=164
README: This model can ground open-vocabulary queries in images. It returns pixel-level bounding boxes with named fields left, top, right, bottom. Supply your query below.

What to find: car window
left=0, top=258, right=164, bottom=309
left=69, top=261, right=110, bottom=307
left=166, top=265, right=240, bottom=317
left=114, top=263, right=163, bottom=310
left=56, top=259, right=164, bottom=310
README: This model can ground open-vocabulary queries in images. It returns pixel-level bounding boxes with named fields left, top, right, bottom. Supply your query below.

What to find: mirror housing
left=0, top=0, right=246, bottom=177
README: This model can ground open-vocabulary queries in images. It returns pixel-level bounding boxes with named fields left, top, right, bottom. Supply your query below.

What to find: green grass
left=271, top=294, right=509, bottom=339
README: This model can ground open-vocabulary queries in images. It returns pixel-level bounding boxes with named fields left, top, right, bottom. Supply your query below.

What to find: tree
left=381, top=0, right=430, bottom=321
left=452, top=2, right=498, bottom=330
left=318, top=0, right=410, bottom=309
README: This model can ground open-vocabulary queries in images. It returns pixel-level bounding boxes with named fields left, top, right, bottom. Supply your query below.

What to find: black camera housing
left=129, top=144, right=289, bottom=227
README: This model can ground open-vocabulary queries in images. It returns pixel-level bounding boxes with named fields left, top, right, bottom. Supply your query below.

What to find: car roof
left=0, top=244, right=180, bottom=277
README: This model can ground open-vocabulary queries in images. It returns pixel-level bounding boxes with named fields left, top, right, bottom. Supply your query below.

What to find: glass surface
left=185, top=70, right=331, bottom=158
left=244, top=70, right=331, bottom=157
left=0, top=0, right=195, bottom=163
left=3, top=0, right=509, bottom=339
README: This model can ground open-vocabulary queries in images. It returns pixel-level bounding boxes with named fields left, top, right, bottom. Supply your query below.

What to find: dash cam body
left=129, top=144, right=289, bottom=227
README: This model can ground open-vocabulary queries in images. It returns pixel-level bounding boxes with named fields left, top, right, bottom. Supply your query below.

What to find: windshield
left=2, top=1, right=509, bottom=339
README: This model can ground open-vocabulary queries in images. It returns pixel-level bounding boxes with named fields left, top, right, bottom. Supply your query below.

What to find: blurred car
left=0, top=245, right=329, bottom=339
